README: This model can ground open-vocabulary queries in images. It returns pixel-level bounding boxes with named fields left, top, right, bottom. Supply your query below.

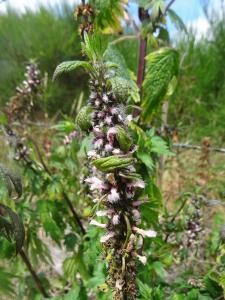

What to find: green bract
left=116, top=126, right=133, bottom=152
left=92, top=155, right=135, bottom=172
left=75, top=106, right=93, bottom=132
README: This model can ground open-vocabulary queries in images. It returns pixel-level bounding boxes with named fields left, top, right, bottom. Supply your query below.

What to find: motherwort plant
left=54, top=34, right=157, bottom=299
left=6, top=62, right=43, bottom=123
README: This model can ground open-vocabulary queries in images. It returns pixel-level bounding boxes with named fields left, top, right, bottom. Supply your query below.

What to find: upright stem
left=136, top=8, right=149, bottom=90
left=133, top=8, right=149, bottom=118
left=137, top=36, right=147, bottom=90
left=20, top=249, right=49, bottom=298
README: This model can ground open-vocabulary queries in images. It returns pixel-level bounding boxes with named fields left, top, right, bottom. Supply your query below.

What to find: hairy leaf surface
left=53, top=61, right=92, bottom=81
left=142, top=47, right=179, bottom=121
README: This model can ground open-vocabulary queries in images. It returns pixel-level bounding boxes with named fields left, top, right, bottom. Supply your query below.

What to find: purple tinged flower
left=93, top=126, right=103, bottom=138
left=90, top=220, right=107, bottom=228
left=85, top=177, right=108, bottom=191
left=108, top=188, right=120, bottom=203
left=105, top=144, right=113, bottom=152
left=95, top=99, right=101, bottom=107
left=94, top=138, right=104, bottom=149
left=110, top=107, right=118, bottom=115
left=105, top=116, right=112, bottom=125
left=132, top=209, right=141, bottom=222
left=69, top=130, right=79, bottom=139
left=134, top=253, right=147, bottom=265
left=112, top=214, right=120, bottom=225
left=112, top=148, right=122, bottom=155
left=63, top=135, right=71, bottom=145
left=116, top=279, right=124, bottom=291
left=102, top=94, right=109, bottom=103
left=107, top=127, right=117, bottom=144
left=87, top=150, right=99, bottom=159
left=96, top=210, right=108, bottom=217
left=133, top=180, right=145, bottom=189
left=100, top=231, right=115, bottom=243
left=97, top=112, right=105, bottom=118
left=90, top=91, right=97, bottom=99
left=118, top=114, right=123, bottom=122
left=126, top=115, right=133, bottom=123
left=132, top=200, right=144, bottom=207
left=132, top=226, right=157, bottom=238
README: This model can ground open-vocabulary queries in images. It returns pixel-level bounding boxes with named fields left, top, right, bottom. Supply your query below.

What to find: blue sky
left=0, top=0, right=205, bottom=21
left=0, top=0, right=220, bottom=38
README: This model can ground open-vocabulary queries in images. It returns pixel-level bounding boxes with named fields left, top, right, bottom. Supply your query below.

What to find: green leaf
left=142, top=47, right=179, bottom=121
left=91, top=0, right=124, bottom=33
left=148, top=135, right=174, bottom=156
left=0, top=204, right=25, bottom=254
left=0, top=267, right=15, bottom=296
left=167, top=9, right=188, bottom=34
left=0, top=112, right=8, bottom=125
left=53, top=60, right=92, bottom=81
left=104, top=44, right=130, bottom=79
left=52, top=121, right=75, bottom=133
left=151, top=261, right=168, bottom=280
left=137, top=279, right=152, bottom=299
left=137, top=151, right=154, bottom=171
left=81, top=32, right=104, bottom=62
left=0, top=164, right=22, bottom=199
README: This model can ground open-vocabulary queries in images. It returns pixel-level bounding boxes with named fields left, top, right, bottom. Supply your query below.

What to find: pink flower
left=69, top=131, right=78, bottom=140
left=63, top=135, right=71, bottom=145
left=90, top=220, right=107, bottom=228
left=105, top=116, right=112, bottom=125
left=112, top=214, right=120, bottom=225
left=112, top=148, right=122, bottom=155
left=87, top=150, right=99, bottom=159
left=108, top=188, right=120, bottom=203
left=133, top=180, right=145, bottom=189
left=132, top=200, right=144, bottom=207
left=132, top=209, right=141, bottom=222
left=94, top=139, right=104, bottom=149
left=85, top=177, right=108, bottom=191
left=95, top=99, right=101, bottom=107
left=110, top=107, right=118, bottom=115
left=134, top=253, right=147, bottom=265
left=133, top=226, right=157, bottom=238
left=102, top=94, right=109, bottom=103
left=96, top=210, right=108, bottom=217
left=93, top=126, right=103, bottom=138
left=100, top=231, right=115, bottom=243
left=105, top=144, right=113, bottom=152
left=107, top=127, right=117, bottom=144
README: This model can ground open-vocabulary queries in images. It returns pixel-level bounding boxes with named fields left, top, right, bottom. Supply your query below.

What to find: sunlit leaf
left=53, top=60, right=92, bottom=81
left=142, top=47, right=179, bottom=121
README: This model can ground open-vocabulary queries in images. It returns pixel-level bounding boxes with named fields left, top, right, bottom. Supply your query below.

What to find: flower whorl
left=82, top=63, right=156, bottom=299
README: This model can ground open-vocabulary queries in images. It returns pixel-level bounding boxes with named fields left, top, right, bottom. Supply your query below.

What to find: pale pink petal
left=100, top=232, right=115, bottom=243
left=90, top=220, right=107, bottom=228
left=133, top=226, right=157, bottom=238
left=96, top=210, right=107, bottom=217
left=108, top=188, right=120, bottom=203
left=112, top=214, right=120, bottom=225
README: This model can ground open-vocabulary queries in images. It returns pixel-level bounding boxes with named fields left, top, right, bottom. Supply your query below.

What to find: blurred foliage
left=170, top=18, right=225, bottom=144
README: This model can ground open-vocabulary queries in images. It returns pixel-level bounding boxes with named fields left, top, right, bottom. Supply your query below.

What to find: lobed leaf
left=0, top=204, right=25, bottom=254
left=0, top=164, right=22, bottom=199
